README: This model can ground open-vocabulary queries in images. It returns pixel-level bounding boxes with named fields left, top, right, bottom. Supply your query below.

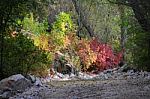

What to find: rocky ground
left=10, top=78, right=150, bottom=99
left=1, top=66, right=150, bottom=99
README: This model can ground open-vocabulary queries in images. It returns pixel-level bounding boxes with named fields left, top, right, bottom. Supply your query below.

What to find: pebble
left=3, top=66, right=150, bottom=99
left=35, top=67, right=150, bottom=82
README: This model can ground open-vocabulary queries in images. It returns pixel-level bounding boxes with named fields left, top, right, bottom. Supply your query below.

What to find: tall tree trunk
left=118, top=5, right=126, bottom=64
left=0, top=30, right=3, bottom=79
left=127, top=0, right=150, bottom=32
left=0, top=3, right=12, bottom=79
left=72, top=0, right=94, bottom=37
left=0, top=20, right=5, bottom=79
left=127, top=0, right=150, bottom=67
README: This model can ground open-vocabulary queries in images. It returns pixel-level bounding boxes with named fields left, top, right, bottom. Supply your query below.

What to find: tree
left=0, top=0, right=28, bottom=78
left=108, top=0, right=150, bottom=70
left=0, top=0, right=49, bottom=79
left=108, top=0, right=150, bottom=32
left=72, top=0, right=95, bottom=37
left=118, top=5, right=126, bottom=64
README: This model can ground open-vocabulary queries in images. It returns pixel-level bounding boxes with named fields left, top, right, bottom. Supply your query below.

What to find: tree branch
left=72, top=0, right=94, bottom=37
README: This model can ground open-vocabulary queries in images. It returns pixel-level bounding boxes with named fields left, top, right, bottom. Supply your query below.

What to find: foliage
left=60, top=33, right=82, bottom=71
left=0, top=0, right=50, bottom=79
left=75, top=38, right=123, bottom=71
left=127, top=28, right=150, bottom=70
left=90, top=38, right=123, bottom=71
left=2, top=33, right=50, bottom=77
left=132, top=32, right=149, bottom=70
left=1, top=0, right=150, bottom=79
left=22, top=13, right=48, bottom=35
left=52, top=12, right=74, bottom=33
left=75, top=39, right=97, bottom=71
left=122, top=6, right=150, bottom=71
left=0, top=0, right=49, bottom=32
left=50, top=12, right=75, bottom=48
left=108, top=0, right=150, bottom=71
left=22, top=12, right=75, bottom=52
left=63, top=33, right=123, bottom=72
left=20, top=12, right=76, bottom=76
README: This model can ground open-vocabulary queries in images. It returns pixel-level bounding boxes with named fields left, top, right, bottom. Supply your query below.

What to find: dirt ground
left=11, top=78, right=150, bottom=99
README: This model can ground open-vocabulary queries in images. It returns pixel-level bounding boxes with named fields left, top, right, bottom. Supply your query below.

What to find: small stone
left=104, top=74, right=108, bottom=79
left=35, top=77, right=43, bottom=86
left=1, top=91, right=12, bottom=98
left=103, top=69, right=113, bottom=74
left=26, top=74, right=36, bottom=83
left=144, top=75, right=150, bottom=80
left=144, top=85, right=150, bottom=91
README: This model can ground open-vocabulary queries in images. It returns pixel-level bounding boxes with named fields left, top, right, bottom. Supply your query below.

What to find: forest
left=0, top=0, right=150, bottom=78
left=0, top=0, right=150, bottom=98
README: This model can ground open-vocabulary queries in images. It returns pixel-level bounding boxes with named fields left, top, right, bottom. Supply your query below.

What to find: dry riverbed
left=10, top=78, right=150, bottom=99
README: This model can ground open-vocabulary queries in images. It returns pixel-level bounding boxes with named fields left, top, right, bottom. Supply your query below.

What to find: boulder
left=0, top=74, right=32, bottom=98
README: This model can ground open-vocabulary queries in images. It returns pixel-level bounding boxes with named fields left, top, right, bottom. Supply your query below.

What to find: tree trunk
left=128, top=0, right=150, bottom=31
left=118, top=5, right=126, bottom=64
left=72, top=0, right=94, bottom=37
left=127, top=0, right=150, bottom=67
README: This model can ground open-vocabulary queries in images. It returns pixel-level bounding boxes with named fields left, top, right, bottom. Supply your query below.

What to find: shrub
left=50, top=12, right=75, bottom=50
left=75, top=38, right=123, bottom=72
left=2, top=33, right=50, bottom=77
left=127, top=31, right=150, bottom=71
left=22, top=13, right=48, bottom=35
left=90, top=38, right=123, bottom=71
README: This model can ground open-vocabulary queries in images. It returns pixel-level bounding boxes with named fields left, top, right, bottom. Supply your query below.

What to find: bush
left=127, top=31, right=150, bottom=71
left=2, top=33, right=50, bottom=78
left=22, top=13, right=48, bottom=35
left=75, top=38, right=123, bottom=71
left=90, top=38, right=123, bottom=71
left=50, top=12, right=75, bottom=50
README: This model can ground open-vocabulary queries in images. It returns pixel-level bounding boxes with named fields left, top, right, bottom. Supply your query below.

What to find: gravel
left=9, top=67, right=150, bottom=99
left=10, top=78, right=150, bottom=99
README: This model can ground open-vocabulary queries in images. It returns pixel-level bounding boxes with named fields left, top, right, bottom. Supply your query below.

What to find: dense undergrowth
left=1, top=12, right=123, bottom=78
left=1, top=0, right=150, bottom=80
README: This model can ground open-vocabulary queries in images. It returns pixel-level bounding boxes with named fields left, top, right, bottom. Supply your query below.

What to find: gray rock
left=0, top=91, right=13, bottom=98
left=103, top=69, right=113, bottom=74
left=97, top=73, right=110, bottom=80
left=0, top=74, right=32, bottom=98
left=26, top=74, right=36, bottom=83
left=118, top=64, right=130, bottom=72
left=145, top=75, right=150, bottom=80
left=144, top=85, right=150, bottom=91
left=35, top=77, right=43, bottom=86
